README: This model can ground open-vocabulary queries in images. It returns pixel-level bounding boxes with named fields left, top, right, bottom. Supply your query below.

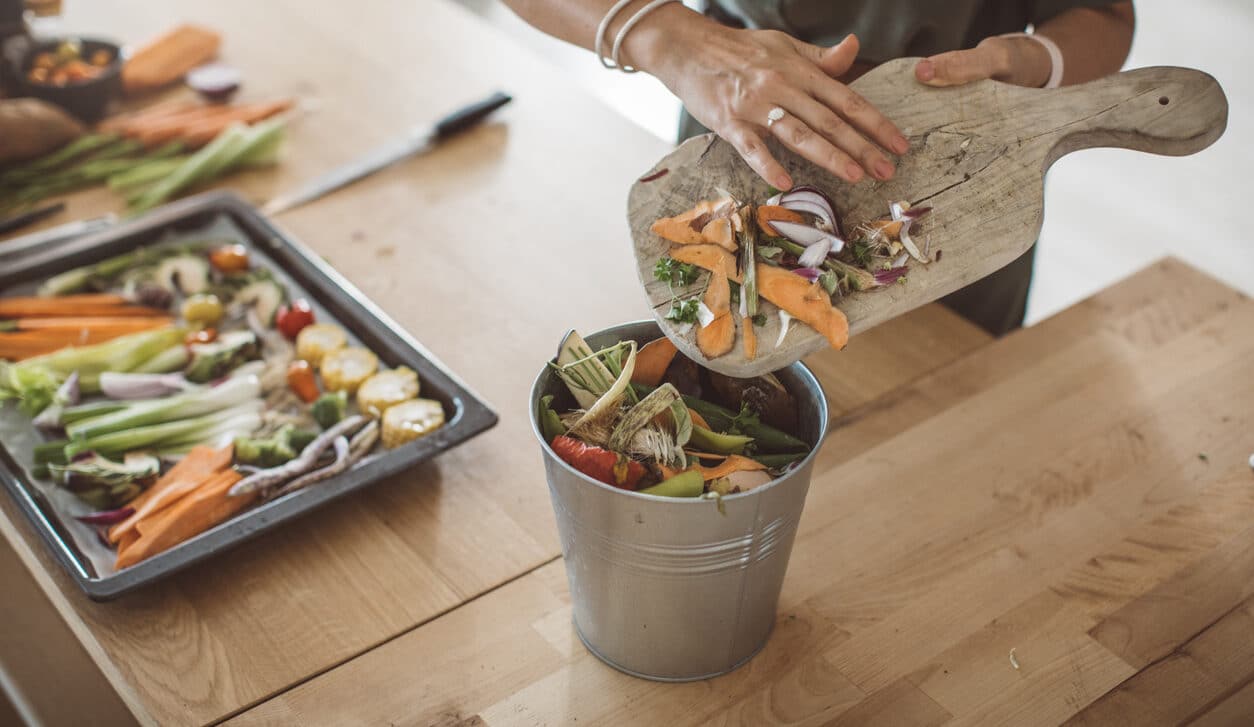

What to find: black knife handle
left=433, top=91, right=513, bottom=139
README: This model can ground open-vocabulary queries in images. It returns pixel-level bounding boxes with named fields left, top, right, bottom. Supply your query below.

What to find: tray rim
left=0, top=191, right=499, bottom=600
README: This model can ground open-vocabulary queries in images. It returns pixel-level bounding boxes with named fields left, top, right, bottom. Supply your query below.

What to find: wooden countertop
left=3, top=2, right=1252, bottom=726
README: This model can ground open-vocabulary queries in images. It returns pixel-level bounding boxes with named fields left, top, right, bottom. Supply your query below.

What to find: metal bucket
left=529, top=320, right=829, bottom=681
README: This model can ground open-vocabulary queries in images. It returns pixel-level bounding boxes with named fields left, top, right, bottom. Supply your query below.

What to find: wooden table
left=3, top=2, right=1252, bottom=726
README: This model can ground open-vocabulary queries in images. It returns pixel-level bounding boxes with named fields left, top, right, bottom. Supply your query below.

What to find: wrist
left=619, top=4, right=715, bottom=80
left=994, top=35, right=1054, bottom=88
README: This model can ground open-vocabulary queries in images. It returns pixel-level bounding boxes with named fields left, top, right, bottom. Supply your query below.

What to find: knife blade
left=262, top=90, right=512, bottom=216
left=0, top=214, right=116, bottom=261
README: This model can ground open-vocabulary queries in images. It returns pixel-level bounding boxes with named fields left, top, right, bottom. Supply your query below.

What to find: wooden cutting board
left=628, top=60, right=1228, bottom=377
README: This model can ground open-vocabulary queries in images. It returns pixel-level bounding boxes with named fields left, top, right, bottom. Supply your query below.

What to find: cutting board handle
left=1033, top=66, right=1228, bottom=168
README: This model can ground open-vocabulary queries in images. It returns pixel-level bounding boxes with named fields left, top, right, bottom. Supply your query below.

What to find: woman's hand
left=915, top=36, right=1053, bottom=89
left=644, top=28, right=910, bottom=191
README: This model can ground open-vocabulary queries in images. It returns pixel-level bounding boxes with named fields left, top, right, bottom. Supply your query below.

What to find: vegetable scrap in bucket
left=539, top=329, right=813, bottom=499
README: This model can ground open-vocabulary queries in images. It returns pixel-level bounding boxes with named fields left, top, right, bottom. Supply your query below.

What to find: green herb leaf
left=665, top=298, right=700, bottom=324
left=653, top=257, right=700, bottom=287
left=758, top=245, right=783, bottom=260
left=752, top=313, right=767, bottom=327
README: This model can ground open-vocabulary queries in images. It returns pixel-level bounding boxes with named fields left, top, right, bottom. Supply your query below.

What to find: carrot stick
left=130, top=104, right=246, bottom=147
left=0, top=295, right=165, bottom=319
left=177, top=99, right=294, bottom=148
left=1, top=316, right=172, bottom=332
left=99, top=101, right=200, bottom=134
left=0, top=324, right=171, bottom=359
left=108, top=444, right=233, bottom=544
left=116, top=468, right=249, bottom=569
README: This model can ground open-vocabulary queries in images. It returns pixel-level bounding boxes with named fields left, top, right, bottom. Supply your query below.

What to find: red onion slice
left=76, top=506, right=135, bottom=526
left=874, top=267, right=909, bottom=285
left=769, top=186, right=844, bottom=237
left=791, top=267, right=823, bottom=282
left=100, top=372, right=192, bottom=400
left=797, top=239, right=832, bottom=268
left=769, top=220, right=845, bottom=254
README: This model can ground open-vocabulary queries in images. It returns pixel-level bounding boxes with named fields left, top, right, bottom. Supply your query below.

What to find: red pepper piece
left=550, top=435, right=645, bottom=490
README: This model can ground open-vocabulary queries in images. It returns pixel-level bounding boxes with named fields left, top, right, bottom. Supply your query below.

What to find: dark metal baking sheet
left=0, top=191, right=498, bottom=600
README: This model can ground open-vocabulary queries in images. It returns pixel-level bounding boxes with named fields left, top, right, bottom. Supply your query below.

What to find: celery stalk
left=67, top=375, right=262, bottom=441
left=130, top=124, right=249, bottom=213
left=64, top=401, right=264, bottom=459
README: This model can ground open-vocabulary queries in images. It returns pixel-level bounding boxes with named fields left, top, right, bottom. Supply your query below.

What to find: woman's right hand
left=637, top=23, right=910, bottom=191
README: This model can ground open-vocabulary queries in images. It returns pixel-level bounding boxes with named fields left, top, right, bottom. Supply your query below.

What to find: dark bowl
left=14, top=37, right=123, bottom=123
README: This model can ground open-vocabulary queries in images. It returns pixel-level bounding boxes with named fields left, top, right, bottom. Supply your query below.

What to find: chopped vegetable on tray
left=0, top=236, right=446, bottom=570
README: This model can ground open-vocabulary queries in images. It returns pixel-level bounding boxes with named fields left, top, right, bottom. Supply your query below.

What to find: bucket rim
left=528, top=320, right=829, bottom=505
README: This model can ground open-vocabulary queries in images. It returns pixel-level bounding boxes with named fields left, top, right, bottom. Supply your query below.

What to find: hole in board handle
left=1158, top=96, right=1170, bottom=105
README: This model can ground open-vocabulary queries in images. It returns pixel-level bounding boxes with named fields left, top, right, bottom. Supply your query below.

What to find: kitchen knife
left=262, top=90, right=512, bottom=216
left=0, top=214, right=116, bottom=261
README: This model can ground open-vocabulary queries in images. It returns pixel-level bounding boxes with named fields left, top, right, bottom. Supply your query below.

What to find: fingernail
left=845, top=162, right=864, bottom=182
left=893, top=135, right=910, bottom=154
left=874, top=159, right=894, bottom=180
left=777, top=174, right=794, bottom=190
left=916, top=60, right=934, bottom=82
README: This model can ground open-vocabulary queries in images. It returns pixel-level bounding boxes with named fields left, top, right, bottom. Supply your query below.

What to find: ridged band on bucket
left=530, top=320, right=829, bottom=681
left=553, top=496, right=802, bottom=578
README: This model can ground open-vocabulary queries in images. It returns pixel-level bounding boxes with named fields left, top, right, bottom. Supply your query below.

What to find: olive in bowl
left=16, top=37, right=123, bottom=122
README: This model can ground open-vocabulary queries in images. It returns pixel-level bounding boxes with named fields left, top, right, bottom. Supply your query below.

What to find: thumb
left=817, top=34, right=859, bottom=78
left=915, top=47, right=998, bottom=87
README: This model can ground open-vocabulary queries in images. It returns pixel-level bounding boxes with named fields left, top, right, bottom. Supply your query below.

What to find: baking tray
left=0, top=191, right=498, bottom=600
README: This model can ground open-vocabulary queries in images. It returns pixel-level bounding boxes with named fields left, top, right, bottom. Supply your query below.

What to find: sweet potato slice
left=670, top=246, right=848, bottom=352
left=632, top=336, right=680, bottom=387
left=699, top=454, right=767, bottom=481
left=756, top=205, right=806, bottom=236
left=697, top=269, right=735, bottom=359
left=754, top=263, right=849, bottom=350
left=651, top=198, right=738, bottom=251
left=108, top=444, right=233, bottom=544
left=116, top=469, right=249, bottom=569
left=667, top=244, right=740, bottom=283
left=699, top=217, right=736, bottom=251
left=742, top=315, right=758, bottom=360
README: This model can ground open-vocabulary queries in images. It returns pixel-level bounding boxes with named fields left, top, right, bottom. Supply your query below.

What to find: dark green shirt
left=709, top=0, right=1121, bottom=63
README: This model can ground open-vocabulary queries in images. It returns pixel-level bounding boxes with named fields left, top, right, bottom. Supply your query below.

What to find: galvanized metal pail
left=529, top=320, right=829, bottom=681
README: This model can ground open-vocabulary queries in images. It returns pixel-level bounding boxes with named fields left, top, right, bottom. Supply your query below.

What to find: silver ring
left=766, top=107, right=785, bottom=128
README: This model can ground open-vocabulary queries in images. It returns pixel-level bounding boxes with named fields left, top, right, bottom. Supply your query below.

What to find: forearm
left=1037, top=2, right=1136, bottom=84
left=499, top=0, right=710, bottom=74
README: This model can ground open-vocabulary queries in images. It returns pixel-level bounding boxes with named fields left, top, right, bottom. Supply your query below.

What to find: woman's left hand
left=915, top=35, right=1053, bottom=88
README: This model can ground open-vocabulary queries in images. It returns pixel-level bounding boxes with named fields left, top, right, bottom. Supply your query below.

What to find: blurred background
left=459, top=0, right=1251, bottom=323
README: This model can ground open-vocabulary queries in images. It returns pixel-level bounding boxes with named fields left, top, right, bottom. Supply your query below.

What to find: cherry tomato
left=209, top=244, right=250, bottom=273
left=286, top=360, right=320, bottom=403
left=276, top=299, right=315, bottom=340
left=184, top=328, right=218, bottom=346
